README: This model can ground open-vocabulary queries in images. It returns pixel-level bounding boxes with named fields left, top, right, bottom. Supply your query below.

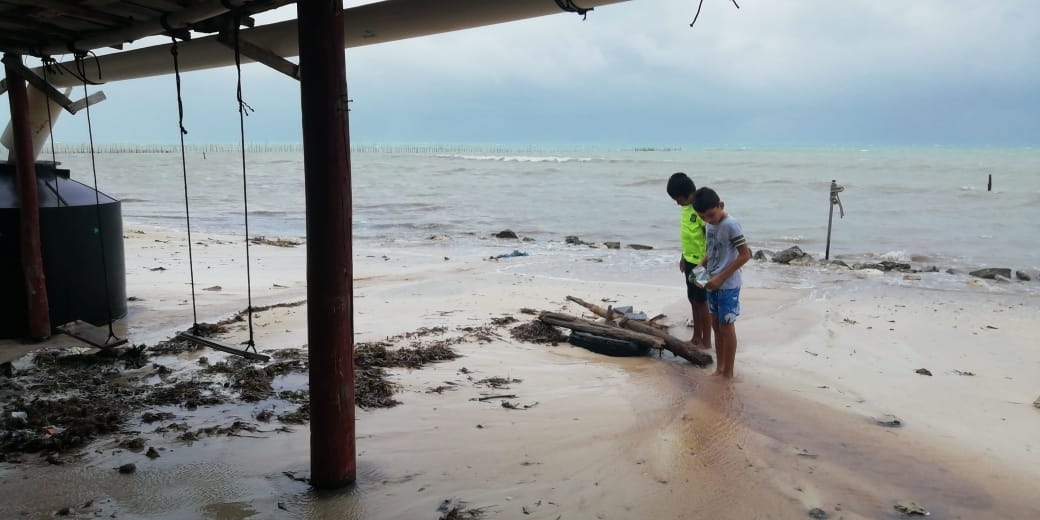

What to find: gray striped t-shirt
left=705, top=215, right=747, bottom=290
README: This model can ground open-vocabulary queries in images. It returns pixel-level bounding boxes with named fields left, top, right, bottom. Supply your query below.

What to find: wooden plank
left=177, top=332, right=270, bottom=362
left=57, top=320, right=128, bottom=349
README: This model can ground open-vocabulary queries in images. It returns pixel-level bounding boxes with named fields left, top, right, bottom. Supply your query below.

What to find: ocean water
left=47, top=145, right=1040, bottom=296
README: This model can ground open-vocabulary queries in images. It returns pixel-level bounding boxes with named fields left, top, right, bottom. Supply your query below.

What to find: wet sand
left=2, top=228, right=1039, bottom=519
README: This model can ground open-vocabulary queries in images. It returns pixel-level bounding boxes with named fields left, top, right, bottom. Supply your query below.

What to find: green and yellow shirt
left=680, top=205, right=707, bottom=264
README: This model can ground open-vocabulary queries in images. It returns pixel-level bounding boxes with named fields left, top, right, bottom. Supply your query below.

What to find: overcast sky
left=3, top=0, right=1038, bottom=147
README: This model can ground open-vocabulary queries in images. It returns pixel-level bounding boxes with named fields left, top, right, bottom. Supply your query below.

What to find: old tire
left=568, top=331, right=649, bottom=357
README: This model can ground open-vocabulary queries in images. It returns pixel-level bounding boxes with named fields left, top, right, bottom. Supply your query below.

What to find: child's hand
left=705, top=276, right=720, bottom=291
left=679, top=257, right=687, bottom=272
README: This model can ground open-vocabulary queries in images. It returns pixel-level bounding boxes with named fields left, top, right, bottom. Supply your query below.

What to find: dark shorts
left=684, top=262, right=707, bottom=303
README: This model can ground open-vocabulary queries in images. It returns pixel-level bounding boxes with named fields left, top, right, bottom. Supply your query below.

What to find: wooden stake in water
left=988, top=174, right=992, bottom=192
left=825, top=180, right=845, bottom=260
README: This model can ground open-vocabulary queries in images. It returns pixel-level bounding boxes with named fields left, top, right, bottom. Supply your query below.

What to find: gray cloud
left=3, top=0, right=1037, bottom=147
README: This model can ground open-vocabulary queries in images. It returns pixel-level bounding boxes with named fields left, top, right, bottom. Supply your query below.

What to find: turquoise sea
left=47, top=144, right=1040, bottom=296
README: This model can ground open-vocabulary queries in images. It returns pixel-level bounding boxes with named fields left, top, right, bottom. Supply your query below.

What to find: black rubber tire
left=568, top=331, right=649, bottom=357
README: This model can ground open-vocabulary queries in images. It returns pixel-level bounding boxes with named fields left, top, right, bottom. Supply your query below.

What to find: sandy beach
left=2, top=227, right=1039, bottom=519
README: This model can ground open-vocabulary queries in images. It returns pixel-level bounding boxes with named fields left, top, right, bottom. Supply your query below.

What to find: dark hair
left=692, top=187, right=721, bottom=213
left=666, top=172, right=696, bottom=198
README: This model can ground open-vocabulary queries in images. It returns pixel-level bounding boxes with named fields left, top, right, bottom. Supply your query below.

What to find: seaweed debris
left=510, top=320, right=568, bottom=344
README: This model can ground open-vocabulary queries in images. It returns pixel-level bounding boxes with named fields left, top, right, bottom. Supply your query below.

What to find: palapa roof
left=0, top=0, right=292, bottom=58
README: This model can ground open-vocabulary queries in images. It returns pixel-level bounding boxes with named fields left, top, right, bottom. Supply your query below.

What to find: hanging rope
left=554, top=0, right=593, bottom=20
left=41, top=57, right=74, bottom=323
left=74, top=52, right=122, bottom=345
left=40, top=58, right=65, bottom=206
left=232, top=19, right=258, bottom=353
left=690, top=0, right=740, bottom=27
left=171, top=37, right=201, bottom=334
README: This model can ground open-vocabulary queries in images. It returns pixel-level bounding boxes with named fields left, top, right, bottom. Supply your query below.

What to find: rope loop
left=554, top=0, right=593, bottom=20
left=171, top=35, right=199, bottom=327
left=78, top=64, right=122, bottom=345
left=231, top=16, right=257, bottom=351
left=690, top=0, right=741, bottom=28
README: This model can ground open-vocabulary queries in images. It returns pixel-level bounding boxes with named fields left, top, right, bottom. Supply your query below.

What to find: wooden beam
left=3, top=54, right=51, bottom=340
left=299, top=0, right=356, bottom=489
left=217, top=33, right=299, bottom=80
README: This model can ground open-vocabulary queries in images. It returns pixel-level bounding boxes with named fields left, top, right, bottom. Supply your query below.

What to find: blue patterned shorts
left=707, top=288, right=741, bottom=324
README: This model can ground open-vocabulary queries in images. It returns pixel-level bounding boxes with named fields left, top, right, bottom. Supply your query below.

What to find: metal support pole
left=298, top=1, right=355, bottom=488
left=825, top=180, right=845, bottom=261
left=3, top=53, right=51, bottom=340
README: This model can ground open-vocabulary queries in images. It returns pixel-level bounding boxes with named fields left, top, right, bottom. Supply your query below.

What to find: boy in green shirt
left=666, top=172, right=711, bottom=350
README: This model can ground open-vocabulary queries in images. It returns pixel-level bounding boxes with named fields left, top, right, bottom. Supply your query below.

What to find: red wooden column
left=297, top=2, right=356, bottom=488
left=3, top=53, right=51, bottom=340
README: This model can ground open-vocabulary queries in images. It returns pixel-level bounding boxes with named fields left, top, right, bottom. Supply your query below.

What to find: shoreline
left=1, top=227, right=1038, bottom=518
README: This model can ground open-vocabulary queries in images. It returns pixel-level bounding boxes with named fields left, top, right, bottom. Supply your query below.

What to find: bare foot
left=710, top=370, right=723, bottom=377
left=694, top=342, right=712, bottom=350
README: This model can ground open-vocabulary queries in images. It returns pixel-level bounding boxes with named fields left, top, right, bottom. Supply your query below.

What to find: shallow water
left=660, top=368, right=1040, bottom=520
left=47, top=145, right=1040, bottom=276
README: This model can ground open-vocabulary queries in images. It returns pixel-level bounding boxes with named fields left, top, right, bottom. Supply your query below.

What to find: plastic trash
left=688, top=266, right=709, bottom=288
left=491, top=249, right=529, bottom=260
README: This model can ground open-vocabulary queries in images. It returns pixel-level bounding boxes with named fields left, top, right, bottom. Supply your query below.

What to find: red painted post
left=297, top=2, right=356, bottom=487
left=3, top=53, right=51, bottom=340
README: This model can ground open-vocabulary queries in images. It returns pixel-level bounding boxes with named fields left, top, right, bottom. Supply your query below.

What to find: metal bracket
left=0, top=58, right=106, bottom=114
left=830, top=180, right=845, bottom=218
left=217, top=32, right=299, bottom=80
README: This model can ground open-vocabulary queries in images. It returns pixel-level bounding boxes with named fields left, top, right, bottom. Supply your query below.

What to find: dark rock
left=893, top=500, right=928, bottom=516
left=118, top=463, right=136, bottom=474
left=852, top=262, right=886, bottom=271
left=969, top=267, right=1012, bottom=280
left=789, top=255, right=818, bottom=266
left=915, top=368, right=932, bottom=376
left=627, top=244, right=653, bottom=250
left=0, top=361, right=12, bottom=378
left=920, top=265, right=940, bottom=273
left=1016, top=270, right=1034, bottom=281
left=772, top=246, right=808, bottom=264
left=808, top=507, right=829, bottom=519
left=146, top=447, right=160, bottom=459
left=603, top=241, right=620, bottom=249
left=752, top=249, right=773, bottom=261
left=565, top=235, right=583, bottom=245
left=880, top=261, right=912, bottom=272
left=852, top=261, right=911, bottom=272
left=495, top=229, right=519, bottom=239
left=826, top=259, right=849, bottom=268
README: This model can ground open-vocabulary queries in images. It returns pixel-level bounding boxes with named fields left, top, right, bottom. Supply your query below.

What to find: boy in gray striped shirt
left=693, top=187, right=752, bottom=378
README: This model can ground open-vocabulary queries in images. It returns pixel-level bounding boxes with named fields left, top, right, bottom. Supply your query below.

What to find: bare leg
left=693, top=300, right=711, bottom=349
left=709, top=314, right=724, bottom=376
left=716, top=322, right=738, bottom=378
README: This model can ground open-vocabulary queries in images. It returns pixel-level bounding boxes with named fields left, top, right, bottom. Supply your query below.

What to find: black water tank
left=0, top=161, right=126, bottom=339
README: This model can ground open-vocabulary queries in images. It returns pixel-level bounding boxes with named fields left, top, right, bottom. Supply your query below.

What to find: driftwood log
left=539, top=311, right=665, bottom=348
left=539, top=305, right=712, bottom=367
left=565, top=296, right=713, bottom=367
